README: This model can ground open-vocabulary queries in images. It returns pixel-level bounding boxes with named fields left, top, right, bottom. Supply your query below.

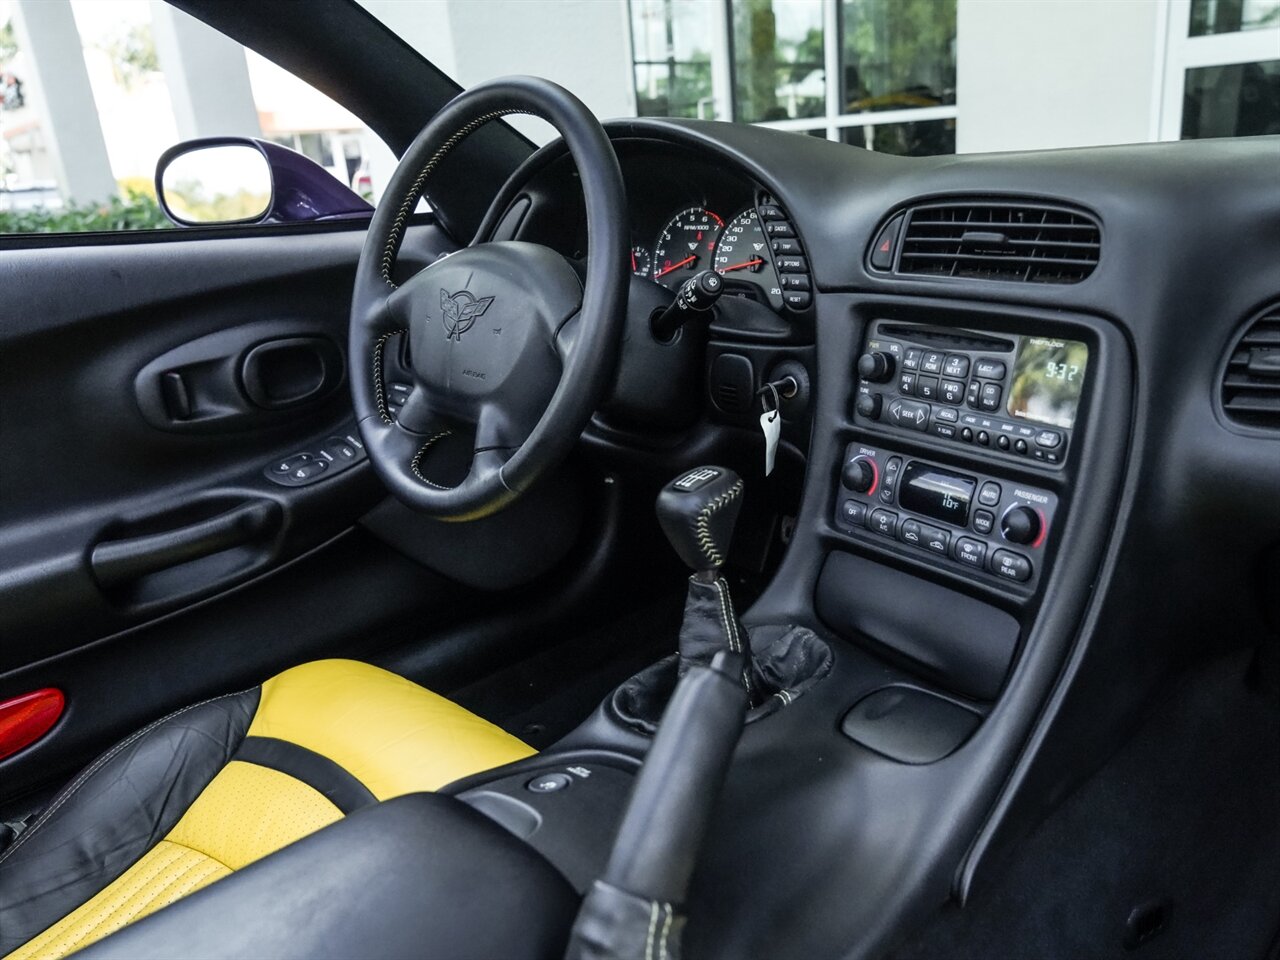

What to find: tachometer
left=652, top=206, right=724, bottom=289
left=714, top=207, right=782, bottom=309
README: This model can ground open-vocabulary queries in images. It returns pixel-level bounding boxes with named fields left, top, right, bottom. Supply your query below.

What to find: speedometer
left=652, top=207, right=724, bottom=289
left=713, top=207, right=783, bottom=309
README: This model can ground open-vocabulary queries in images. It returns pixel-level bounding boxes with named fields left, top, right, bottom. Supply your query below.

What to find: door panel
left=0, top=223, right=454, bottom=803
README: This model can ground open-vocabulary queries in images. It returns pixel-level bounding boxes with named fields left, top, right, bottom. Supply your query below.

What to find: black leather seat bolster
left=70, top=793, right=581, bottom=960
left=0, top=688, right=260, bottom=954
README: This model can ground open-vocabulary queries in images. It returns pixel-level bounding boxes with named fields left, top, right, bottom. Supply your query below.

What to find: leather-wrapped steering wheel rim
left=349, top=76, right=627, bottom=521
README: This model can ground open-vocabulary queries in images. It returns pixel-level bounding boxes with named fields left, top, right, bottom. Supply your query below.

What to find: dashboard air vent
left=898, top=201, right=1100, bottom=284
left=1222, top=308, right=1280, bottom=428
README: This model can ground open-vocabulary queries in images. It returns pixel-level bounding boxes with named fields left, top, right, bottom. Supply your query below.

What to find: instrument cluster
left=633, top=202, right=785, bottom=311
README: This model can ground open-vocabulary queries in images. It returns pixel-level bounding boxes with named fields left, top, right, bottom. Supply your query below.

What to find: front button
left=978, top=481, right=1002, bottom=506
left=527, top=773, right=573, bottom=794
left=869, top=509, right=898, bottom=538
left=991, top=549, right=1033, bottom=582
left=953, top=537, right=987, bottom=568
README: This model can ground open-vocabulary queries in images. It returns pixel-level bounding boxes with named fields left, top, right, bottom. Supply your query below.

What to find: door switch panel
left=834, top=441, right=1058, bottom=590
left=264, top=430, right=367, bottom=487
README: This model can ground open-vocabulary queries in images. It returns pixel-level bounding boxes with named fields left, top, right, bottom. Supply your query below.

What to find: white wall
left=358, top=0, right=635, bottom=143
left=956, top=0, right=1162, bottom=154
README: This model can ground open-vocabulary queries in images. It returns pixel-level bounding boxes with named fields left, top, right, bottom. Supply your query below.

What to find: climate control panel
left=833, top=441, right=1058, bottom=590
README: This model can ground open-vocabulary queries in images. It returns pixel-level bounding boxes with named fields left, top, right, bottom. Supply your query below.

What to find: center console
left=833, top=319, right=1090, bottom=595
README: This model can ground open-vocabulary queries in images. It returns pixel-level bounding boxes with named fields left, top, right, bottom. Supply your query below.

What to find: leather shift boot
left=678, top=575, right=753, bottom=699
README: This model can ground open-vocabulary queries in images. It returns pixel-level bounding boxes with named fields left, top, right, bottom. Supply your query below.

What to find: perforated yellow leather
left=4, top=658, right=533, bottom=960
left=6, top=842, right=229, bottom=960
left=166, top=760, right=343, bottom=870
left=6, top=763, right=340, bottom=960
left=247, top=658, right=536, bottom=798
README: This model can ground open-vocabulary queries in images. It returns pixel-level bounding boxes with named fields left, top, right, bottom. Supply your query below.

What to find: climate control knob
left=1000, top=505, right=1042, bottom=545
left=856, top=351, right=895, bottom=383
left=841, top=456, right=877, bottom=493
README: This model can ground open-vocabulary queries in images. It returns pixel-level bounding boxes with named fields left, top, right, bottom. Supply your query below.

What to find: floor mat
left=890, top=647, right=1280, bottom=960
left=449, top=593, right=683, bottom=750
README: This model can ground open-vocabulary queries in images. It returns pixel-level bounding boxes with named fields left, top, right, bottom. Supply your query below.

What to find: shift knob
left=656, top=466, right=744, bottom=574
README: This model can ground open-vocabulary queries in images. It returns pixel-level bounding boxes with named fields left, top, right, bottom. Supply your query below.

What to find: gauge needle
left=654, top=255, right=696, bottom=278
left=718, top=258, right=764, bottom=274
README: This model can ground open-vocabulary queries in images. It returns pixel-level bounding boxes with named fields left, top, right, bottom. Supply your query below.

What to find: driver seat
left=0, top=659, right=537, bottom=960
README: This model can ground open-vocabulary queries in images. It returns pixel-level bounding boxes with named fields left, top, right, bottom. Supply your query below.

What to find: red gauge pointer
left=718, top=258, right=764, bottom=274
left=630, top=250, right=636, bottom=271
left=654, top=255, right=696, bottom=279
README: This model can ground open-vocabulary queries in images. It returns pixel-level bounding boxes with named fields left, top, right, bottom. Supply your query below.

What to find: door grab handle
left=91, top=501, right=280, bottom=589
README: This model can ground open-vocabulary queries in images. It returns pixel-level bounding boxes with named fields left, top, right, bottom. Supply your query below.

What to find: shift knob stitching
left=693, top=479, right=743, bottom=568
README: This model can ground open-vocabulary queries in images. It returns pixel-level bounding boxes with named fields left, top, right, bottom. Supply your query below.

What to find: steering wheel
left=350, top=77, right=627, bottom=521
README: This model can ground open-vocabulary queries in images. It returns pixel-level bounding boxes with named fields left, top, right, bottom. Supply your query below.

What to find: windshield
left=1, top=0, right=1276, bottom=234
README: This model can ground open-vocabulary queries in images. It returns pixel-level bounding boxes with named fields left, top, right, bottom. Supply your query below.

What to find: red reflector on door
left=0, top=689, right=65, bottom=761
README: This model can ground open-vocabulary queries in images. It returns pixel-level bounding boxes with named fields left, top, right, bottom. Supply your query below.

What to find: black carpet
left=890, top=646, right=1280, bottom=960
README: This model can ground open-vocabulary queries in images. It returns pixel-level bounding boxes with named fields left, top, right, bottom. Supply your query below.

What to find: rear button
left=527, top=773, right=572, bottom=794
left=991, top=549, right=1033, bottom=582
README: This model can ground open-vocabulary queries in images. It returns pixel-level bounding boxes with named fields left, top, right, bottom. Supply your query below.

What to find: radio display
left=1006, top=336, right=1089, bottom=429
left=898, top=462, right=976, bottom=527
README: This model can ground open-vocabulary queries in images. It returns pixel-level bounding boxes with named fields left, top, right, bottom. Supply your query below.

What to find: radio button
left=991, top=549, right=1032, bottom=582
left=932, top=422, right=957, bottom=440
left=942, top=355, right=970, bottom=379
left=978, top=482, right=1002, bottom=507
left=840, top=499, right=867, bottom=526
left=966, top=380, right=981, bottom=407
left=887, top=398, right=931, bottom=432
left=960, top=427, right=974, bottom=442
left=941, top=379, right=965, bottom=404
left=935, top=406, right=959, bottom=422
left=1035, top=429, right=1063, bottom=448
left=900, top=519, right=923, bottom=547
left=976, top=430, right=991, bottom=446
left=902, top=348, right=922, bottom=371
left=979, top=382, right=1003, bottom=411
left=869, top=509, right=898, bottom=538
left=897, top=372, right=917, bottom=396
left=996, top=435, right=1011, bottom=451
left=974, top=358, right=1007, bottom=380
left=916, top=376, right=940, bottom=400
left=921, top=351, right=945, bottom=374
left=953, top=537, right=987, bottom=569
left=1014, top=438, right=1029, bottom=455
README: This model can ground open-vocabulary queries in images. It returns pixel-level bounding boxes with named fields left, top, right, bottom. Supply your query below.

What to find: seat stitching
left=658, top=902, right=673, bottom=960
left=644, top=899, right=659, bottom=960
left=0, top=691, right=250, bottom=867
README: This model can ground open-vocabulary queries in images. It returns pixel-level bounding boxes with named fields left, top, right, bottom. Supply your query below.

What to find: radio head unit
left=853, top=320, right=1088, bottom=466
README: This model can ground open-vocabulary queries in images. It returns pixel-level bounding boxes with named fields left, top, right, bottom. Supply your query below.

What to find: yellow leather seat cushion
left=4, top=659, right=534, bottom=960
left=247, top=658, right=536, bottom=798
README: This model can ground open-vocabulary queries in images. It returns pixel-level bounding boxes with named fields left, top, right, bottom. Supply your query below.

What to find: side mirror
left=155, top=137, right=373, bottom=227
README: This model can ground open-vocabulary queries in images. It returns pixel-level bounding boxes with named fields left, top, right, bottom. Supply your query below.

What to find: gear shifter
left=655, top=466, right=753, bottom=696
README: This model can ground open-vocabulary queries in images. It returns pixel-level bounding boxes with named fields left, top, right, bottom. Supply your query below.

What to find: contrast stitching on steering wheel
left=379, top=108, right=542, bottom=288
left=410, top=430, right=455, bottom=488
left=693, top=479, right=743, bottom=567
left=371, top=329, right=406, bottom=424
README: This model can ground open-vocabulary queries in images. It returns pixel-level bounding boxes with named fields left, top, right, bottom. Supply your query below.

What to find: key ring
left=759, top=381, right=781, bottom=418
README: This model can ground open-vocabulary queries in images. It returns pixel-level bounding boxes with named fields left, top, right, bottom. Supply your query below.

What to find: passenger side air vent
left=1222, top=307, right=1280, bottom=428
left=896, top=201, right=1101, bottom=284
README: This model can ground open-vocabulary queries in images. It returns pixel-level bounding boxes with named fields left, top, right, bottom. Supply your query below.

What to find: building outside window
left=630, top=0, right=958, bottom=155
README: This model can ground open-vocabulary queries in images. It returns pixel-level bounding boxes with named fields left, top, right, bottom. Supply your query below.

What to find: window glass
left=840, top=0, right=955, bottom=114
left=838, top=117, right=955, bottom=155
left=731, top=0, right=825, bottom=123
left=629, top=0, right=714, bottom=119
left=0, top=0, right=390, bottom=235
left=1190, top=0, right=1280, bottom=36
left=1181, top=59, right=1280, bottom=138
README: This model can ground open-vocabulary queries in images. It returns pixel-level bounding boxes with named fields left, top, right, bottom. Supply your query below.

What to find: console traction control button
left=991, top=549, right=1033, bottom=582
left=526, top=773, right=573, bottom=794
